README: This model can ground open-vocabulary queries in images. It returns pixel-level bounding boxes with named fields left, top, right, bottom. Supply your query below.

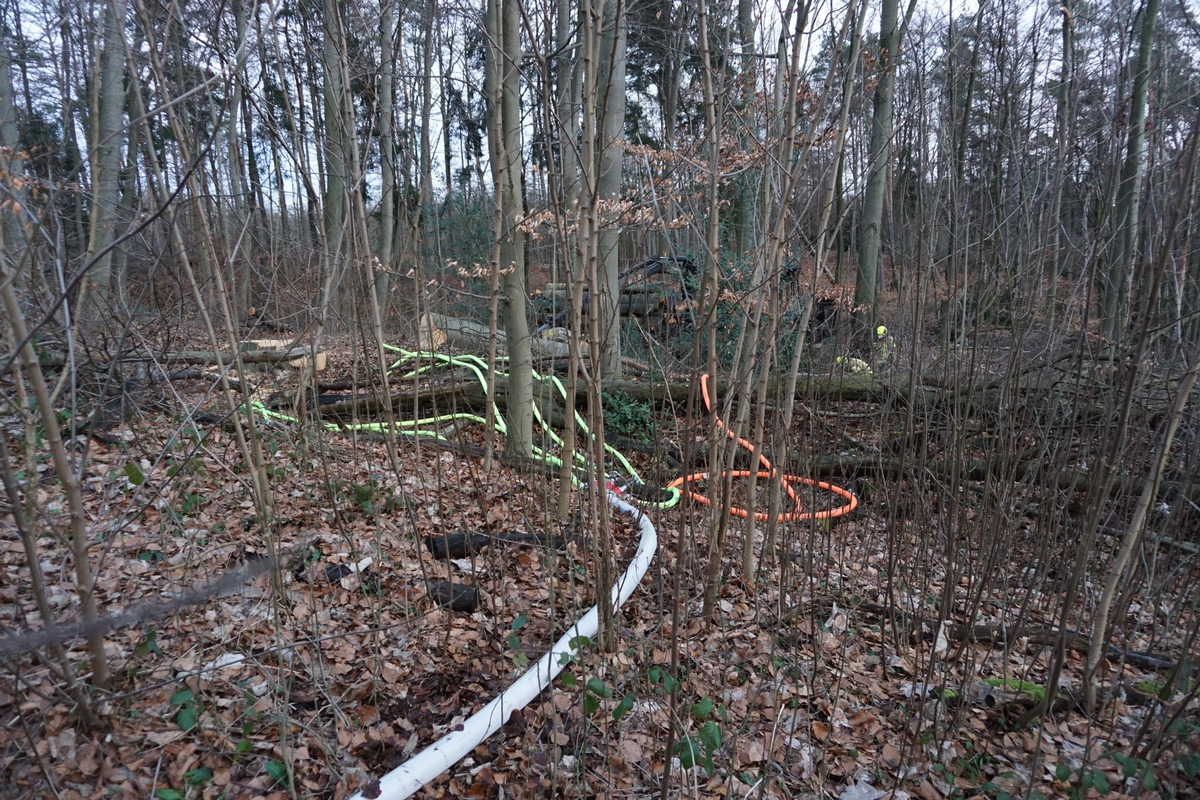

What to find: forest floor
left=1, top=327, right=1198, bottom=800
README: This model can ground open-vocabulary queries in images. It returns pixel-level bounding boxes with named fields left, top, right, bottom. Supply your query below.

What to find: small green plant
left=264, top=759, right=289, bottom=786
left=231, top=689, right=264, bottom=756
left=953, top=741, right=991, bottom=785
left=612, top=692, right=635, bottom=721
left=648, top=665, right=679, bottom=694
left=1179, top=750, right=1200, bottom=781
left=1113, top=753, right=1157, bottom=791
left=1055, top=761, right=1113, bottom=799
left=672, top=693, right=725, bottom=776
left=349, top=480, right=381, bottom=515
left=235, top=717, right=255, bottom=755
left=583, top=678, right=613, bottom=715
left=125, top=461, right=146, bottom=487
left=135, top=629, right=161, bottom=656
left=1078, top=767, right=1110, bottom=794
left=979, top=780, right=1013, bottom=799
left=601, top=391, right=654, bottom=441
left=508, top=614, right=530, bottom=667
left=169, top=688, right=200, bottom=731
left=179, top=492, right=203, bottom=516
left=183, top=766, right=213, bottom=786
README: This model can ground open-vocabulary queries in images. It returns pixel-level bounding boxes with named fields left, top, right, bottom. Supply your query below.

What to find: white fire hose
left=350, top=492, right=658, bottom=799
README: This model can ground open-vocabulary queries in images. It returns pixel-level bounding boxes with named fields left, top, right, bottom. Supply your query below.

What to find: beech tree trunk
left=595, top=0, right=627, bottom=378
left=486, top=0, right=534, bottom=457
left=0, top=30, right=23, bottom=289
left=1102, top=0, right=1162, bottom=340
left=375, top=0, right=398, bottom=316
left=82, top=0, right=128, bottom=320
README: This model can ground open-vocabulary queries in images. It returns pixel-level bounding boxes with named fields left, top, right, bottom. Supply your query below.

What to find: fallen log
left=427, top=580, right=479, bottom=613
left=424, top=531, right=565, bottom=559
left=38, top=344, right=316, bottom=368
left=429, top=313, right=571, bottom=359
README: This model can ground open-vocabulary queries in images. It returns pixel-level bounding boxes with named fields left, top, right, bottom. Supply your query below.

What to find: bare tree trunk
left=375, top=0, right=398, bottom=316
left=82, top=0, right=128, bottom=321
left=1103, top=0, right=1162, bottom=340
left=552, top=0, right=582, bottom=518
left=696, top=0, right=725, bottom=624
left=936, top=3, right=985, bottom=344
left=595, top=0, right=627, bottom=378
left=417, top=0, right=436, bottom=250
left=855, top=0, right=917, bottom=331
left=322, top=0, right=348, bottom=259
left=1045, top=0, right=1075, bottom=324
left=0, top=29, right=24, bottom=284
left=486, top=0, right=533, bottom=457
left=227, top=0, right=252, bottom=317
left=728, top=0, right=756, bottom=256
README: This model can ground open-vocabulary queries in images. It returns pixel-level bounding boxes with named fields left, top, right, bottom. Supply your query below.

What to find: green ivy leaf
left=125, top=462, right=145, bottom=486
left=169, top=689, right=193, bottom=706
left=511, top=613, right=528, bottom=631
left=585, top=678, right=613, bottom=698
left=691, top=697, right=715, bottom=720
left=155, top=790, right=184, bottom=800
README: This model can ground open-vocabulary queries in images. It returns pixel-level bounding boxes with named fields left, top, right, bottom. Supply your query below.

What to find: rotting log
left=588, top=374, right=902, bottom=405
left=38, top=345, right=317, bottom=368
left=430, top=313, right=571, bottom=359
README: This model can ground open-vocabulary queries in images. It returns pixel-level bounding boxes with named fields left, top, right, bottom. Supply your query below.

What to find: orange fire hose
left=666, top=374, right=858, bottom=522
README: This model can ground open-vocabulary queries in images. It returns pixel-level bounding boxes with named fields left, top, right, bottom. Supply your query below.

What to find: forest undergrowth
left=1, top=321, right=1199, bottom=800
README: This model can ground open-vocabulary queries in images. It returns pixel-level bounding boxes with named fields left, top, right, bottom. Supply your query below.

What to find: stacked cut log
left=540, top=283, right=670, bottom=326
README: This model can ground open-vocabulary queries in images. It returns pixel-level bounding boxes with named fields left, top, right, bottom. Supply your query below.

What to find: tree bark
left=0, top=29, right=24, bottom=287
left=1102, top=0, right=1162, bottom=340
left=374, top=0, right=398, bottom=317
left=855, top=0, right=917, bottom=330
left=595, top=0, right=628, bottom=378
left=1045, top=0, right=1075, bottom=323
left=321, top=0, right=348, bottom=257
left=486, top=0, right=534, bottom=457
left=82, top=0, right=129, bottom=321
